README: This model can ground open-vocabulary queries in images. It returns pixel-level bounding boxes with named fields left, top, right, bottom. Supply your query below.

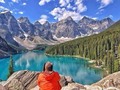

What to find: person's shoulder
left=53, top=71, right=61, bottom=80
left=53, top=71, right=60, bottom=75
left=38, top=72, right=45, bottom=77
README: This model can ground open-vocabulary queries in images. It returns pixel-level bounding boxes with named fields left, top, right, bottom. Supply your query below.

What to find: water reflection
left=14, top=51, right=47, bottom=70
left=0, top=51, right=103, bottom=84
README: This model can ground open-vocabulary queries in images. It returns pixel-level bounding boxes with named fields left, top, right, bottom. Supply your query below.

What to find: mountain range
left=0, top=10, right=114, bottom=57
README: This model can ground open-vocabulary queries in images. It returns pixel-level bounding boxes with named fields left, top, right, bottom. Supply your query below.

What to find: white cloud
left=39, top=0, right=51, bottom=6
left=67, top=4, right=73, bottom=9
left=75, top=0, right=82, bottom=5
left=76, top=3, right=87, bottom=13
left=39, top=15, right=48, bottom=24
left=92, top=17, right=98, bottom=20
left=22, top=3, right=27, bottom=5
left=10, top=11, right=13, bottom=13
left=98, top=0, right=113, bottom=9
left=109, top=15, right=113, bottom=18
left=59, top=0, right=71, bottom=7
left=59, top=0, right=67, bottom=7
left=96, top=8, right=104, bottom=14
left=0, top=0, right=5, bottom=3
left=74, top=0, right=87, bottom=13
left=12, top=0, right=19, bottom=3
left=50, top=0, right=87, bottom=21
left=18, top=11, right=24, bottom=14
left=0, top=6, right=9, bottom=10
left=50, top=7, right=82, bottom=21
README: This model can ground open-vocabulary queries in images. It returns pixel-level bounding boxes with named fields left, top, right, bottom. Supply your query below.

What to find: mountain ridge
left=0, top=10, right=115, bottom=50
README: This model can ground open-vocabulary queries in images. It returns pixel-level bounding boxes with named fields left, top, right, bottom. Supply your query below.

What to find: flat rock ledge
left=0, top=70, right=120, bottom=90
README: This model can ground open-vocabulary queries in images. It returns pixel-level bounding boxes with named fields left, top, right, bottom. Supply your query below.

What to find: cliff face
left=0, top=36, right=17, bottom=58
left=0, top=70, right=120, bottom=90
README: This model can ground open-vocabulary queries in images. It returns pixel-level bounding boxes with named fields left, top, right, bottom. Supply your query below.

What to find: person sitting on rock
left=37, top=61, right=61, bottom=90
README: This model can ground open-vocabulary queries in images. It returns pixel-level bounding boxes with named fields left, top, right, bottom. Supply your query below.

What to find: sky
left=0, top=0, right=120, bottom=24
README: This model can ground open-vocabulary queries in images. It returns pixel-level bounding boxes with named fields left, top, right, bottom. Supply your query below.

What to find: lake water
left=0, top=51, right=103, bottom=85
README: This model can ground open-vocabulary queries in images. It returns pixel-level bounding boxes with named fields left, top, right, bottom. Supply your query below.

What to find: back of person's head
left=43, top=62, right=53, bottom=71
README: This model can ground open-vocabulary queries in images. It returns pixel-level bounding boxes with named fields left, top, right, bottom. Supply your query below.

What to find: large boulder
left=92, top=71, right=120, bottom=90
left=3, top=70, right=39, bottom=90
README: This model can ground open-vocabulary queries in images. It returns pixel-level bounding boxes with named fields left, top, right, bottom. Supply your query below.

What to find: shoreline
left=46, top=53, right=108, bottom=77
left=45, top=53, right=103, bottom=70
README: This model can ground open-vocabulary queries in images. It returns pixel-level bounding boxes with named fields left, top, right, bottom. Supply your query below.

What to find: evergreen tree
left=7, top=56, right=14, bottom=78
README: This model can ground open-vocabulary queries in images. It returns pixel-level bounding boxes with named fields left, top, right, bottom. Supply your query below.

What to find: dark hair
left=43, top=62, right=53, bottom=71
left=47, top=64, right=53, bottom=71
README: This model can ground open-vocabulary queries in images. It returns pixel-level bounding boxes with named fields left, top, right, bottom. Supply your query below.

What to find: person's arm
left=55, top=72, right=61, bottom=81
left=55, top=72, right=62, bottom=89
left=37, top=74, right=42, bottom=87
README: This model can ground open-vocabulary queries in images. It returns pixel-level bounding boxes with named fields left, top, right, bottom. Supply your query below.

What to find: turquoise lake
left=0, top=51, right=103, bottom=85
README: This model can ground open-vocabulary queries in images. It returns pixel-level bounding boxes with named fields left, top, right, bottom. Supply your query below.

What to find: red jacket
left=37, top=71, right=61, bottom=90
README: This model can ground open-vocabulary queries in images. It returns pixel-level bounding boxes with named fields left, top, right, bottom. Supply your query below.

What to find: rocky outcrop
left=92, top=71, right=120, bottom=90
left=2, top=70, right=39, bottom=90
left=1, top=70, right=120, bottom=90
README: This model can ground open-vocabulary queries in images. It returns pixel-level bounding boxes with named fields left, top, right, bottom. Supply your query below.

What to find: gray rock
left=85, top=85, right=102, bottom=90
left=61, top=83, right=86, bottom=90
left=7, top=79, right=25, bottom=90
left=65, top=76, right=74, bottom=83
left=4, top=70, right=39, bottom=90
left=60, top=75, right=68, bottom=87
left=93, top=71, right=120, bottom=89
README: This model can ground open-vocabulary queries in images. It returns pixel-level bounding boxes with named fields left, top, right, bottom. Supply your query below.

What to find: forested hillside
left=46, top=20, right=120, bottom=74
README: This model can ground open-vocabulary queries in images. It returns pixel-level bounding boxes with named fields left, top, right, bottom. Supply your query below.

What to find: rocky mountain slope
left=52, top=16, right=82, bottom=38
left=0, top=10, right=23, bottom=46
left=0, top=10, right=55, bottom=50
left=51, top=16, right=114, bottom=38
left=0, top=70, right=120, bottom=90
left=78, top=16, right=114, bottom=36
left=0, top=36, right=17, bottom=58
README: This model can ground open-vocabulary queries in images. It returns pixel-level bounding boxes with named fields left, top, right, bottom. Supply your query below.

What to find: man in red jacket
left=37, top=62, right=61, bottom=90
